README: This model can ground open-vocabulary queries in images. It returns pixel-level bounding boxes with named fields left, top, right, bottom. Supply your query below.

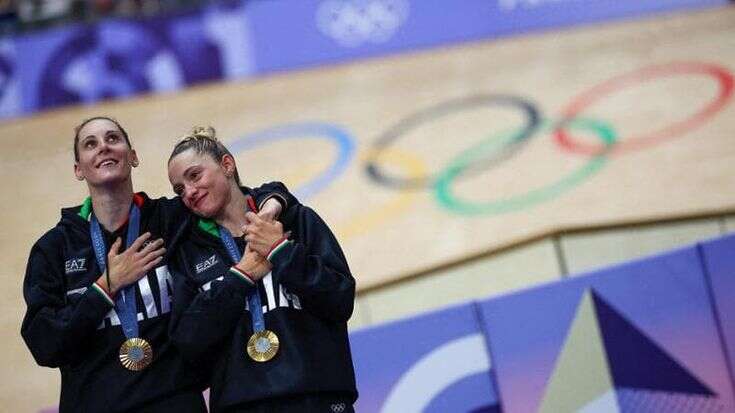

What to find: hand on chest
left=64, top=246, right=174, bottom=330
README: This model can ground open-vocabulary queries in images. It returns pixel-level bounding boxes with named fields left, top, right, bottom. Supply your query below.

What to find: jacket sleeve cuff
left=90, top=282, right=115, bottom=307
left=267, top=238, right=293, bottom=263
left=258, top=194, right=288, bottom=218
left=228, top=266, right=256, bottom=287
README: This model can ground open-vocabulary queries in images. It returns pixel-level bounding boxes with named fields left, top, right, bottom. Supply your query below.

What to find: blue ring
left=228, top=122, right=356, bottom=200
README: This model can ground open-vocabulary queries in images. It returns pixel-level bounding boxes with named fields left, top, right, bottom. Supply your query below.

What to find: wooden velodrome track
left=3, top=6, right=735, bottom=411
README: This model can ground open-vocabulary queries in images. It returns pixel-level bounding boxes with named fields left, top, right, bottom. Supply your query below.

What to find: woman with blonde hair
left=168, top=127, right=358, bottom=412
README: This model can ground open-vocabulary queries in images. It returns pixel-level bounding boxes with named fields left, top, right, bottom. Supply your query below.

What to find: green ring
left=434, top=118, right=618, bottom=215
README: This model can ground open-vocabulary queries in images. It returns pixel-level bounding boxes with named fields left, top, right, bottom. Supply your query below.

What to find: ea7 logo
left=195, top=255, right=218, bottom=274
left=65, top=258, right=87, bottom=274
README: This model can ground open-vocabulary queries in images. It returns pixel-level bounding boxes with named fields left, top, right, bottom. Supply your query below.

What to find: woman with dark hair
left=167, top=127, right=358, bottom=412
left=21, top=117, right=294, bottom=412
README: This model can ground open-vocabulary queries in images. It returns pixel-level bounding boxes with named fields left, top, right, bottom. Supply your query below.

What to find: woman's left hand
left=242, top=212, right=285, bottom=258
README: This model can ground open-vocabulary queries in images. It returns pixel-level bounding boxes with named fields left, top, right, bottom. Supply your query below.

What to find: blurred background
left=0, top=0, right=212, bottom=33
left=2, top=0, right=735, bottom=411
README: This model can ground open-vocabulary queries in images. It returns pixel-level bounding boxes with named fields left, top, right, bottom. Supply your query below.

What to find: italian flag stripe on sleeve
left=91, top=282, right=114, bottom=306
left=267, top=238, right=292, bottom=262
left=229, top=267, right=255, bottom=286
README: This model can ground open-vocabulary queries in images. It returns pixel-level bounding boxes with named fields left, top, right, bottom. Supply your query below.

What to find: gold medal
left=119, top=338, right=153, bottom=371
left=246, top=330, right=279, bottom=362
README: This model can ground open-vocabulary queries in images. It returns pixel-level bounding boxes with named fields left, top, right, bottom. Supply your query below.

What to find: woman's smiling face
left=168, top=148, right=234, bottom=218
left=74, top=118, right=137, bottom=187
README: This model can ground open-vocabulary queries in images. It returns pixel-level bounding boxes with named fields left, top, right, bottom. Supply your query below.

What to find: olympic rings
left=554, top=62, right=734, bottom=155
left=225, top=62, right=733, bottom=219
left=365, top=95, right=541, bottom=190
left=434, top=118, right=617, bottom=215
left=335, top=149, right=427, bottom=242
left=227, top=122, right=356, bottom=200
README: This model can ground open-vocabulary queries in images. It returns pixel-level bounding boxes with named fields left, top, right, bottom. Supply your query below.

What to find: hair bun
left=190, top=126, right=216, bottom=141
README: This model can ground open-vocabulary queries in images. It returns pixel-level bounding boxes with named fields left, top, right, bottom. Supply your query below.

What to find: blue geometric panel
left=349, top=302, right=499, bottom=412
left=479, top=246, right=735, bottom=413
left=698, top=233, right=735, bottom=387
left=592, top=291, right=715, bottom=396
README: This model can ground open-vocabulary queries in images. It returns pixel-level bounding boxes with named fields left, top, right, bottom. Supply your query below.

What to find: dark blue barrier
left=1, top=0, right=728, bottom=119
left=248, top=0, right=727, bottom=72
left=478, top=245, right=735, bottom=412
left=699, top=233, right=735, bottom=394
left=348, top=237, right=735, bottom=412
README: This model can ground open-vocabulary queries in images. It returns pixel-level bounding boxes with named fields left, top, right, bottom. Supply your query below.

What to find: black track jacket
left=169, top=192, right=358, bottom=412
left=21, top=184, right=291, bottom=413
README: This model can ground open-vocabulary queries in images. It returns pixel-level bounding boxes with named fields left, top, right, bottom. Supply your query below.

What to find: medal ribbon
left=90, top=203, right=142, bottom=340
left=219, top=226, right=266, bottom=333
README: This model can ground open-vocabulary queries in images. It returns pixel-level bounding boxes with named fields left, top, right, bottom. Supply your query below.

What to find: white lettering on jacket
left=195, top=255, right=218, bottom=274
left=199, top=271, right=302, bottom=313
left=97, top=265, right=174, bottom=329
left=65, top=258, right=87, bottom=274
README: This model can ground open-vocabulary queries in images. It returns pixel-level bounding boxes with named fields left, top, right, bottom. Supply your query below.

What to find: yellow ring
left=335, top=148, right=427, bottom=242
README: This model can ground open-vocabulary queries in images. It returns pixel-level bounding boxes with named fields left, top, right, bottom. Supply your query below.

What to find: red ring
left=554, top=62, right=734, bottom=155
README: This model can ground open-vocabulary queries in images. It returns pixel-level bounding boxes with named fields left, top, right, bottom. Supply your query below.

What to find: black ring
left=364, top=94, right=542, bottom=190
